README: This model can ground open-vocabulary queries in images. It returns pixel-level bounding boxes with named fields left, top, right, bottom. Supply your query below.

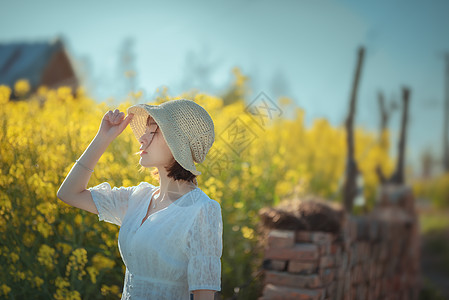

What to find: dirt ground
left=420, top=231, right=449, bottom=299
left=417, top=201, right=449, bottom=300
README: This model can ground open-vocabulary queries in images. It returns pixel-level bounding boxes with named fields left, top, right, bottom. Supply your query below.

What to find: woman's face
left=138, top=115, right=175, bottom=168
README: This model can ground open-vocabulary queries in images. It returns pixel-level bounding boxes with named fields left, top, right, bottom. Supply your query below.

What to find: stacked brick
left=258, top=185, right=420, bottom=300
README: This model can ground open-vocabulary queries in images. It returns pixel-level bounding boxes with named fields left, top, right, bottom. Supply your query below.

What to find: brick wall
left=258, top=184, right=420, bottom=300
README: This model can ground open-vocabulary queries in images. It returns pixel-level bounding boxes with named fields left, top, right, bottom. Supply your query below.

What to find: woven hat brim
left=127, top=104, right=201, bottom=176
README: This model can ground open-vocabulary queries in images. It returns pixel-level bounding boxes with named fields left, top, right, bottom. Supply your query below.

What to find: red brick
left=376, top=263, right=383, bottom=278
left=271, top=260, right=287, bottom=271
left=374, top=280, right=381, bottom=299
left=262, top=283, right=324, bottom=300
left=296, top=231, right=335, bottom=244
left=318, top=241, right=331, bottom=255
left=264, top=270, right=323, bottom=289
left=335, top=252, right=344, bottom=267
left=351, top=264, right=362, bottom=284
left=346, top=218, right=358, bottom=242
left=268, top=229, right=296, bottom=249
left=336, top=266, right=345, bottom=279
left=318, top=268, right=335, bottom=285
left=319, top=255, right=335, bottom=268
left=343, top=271, right=351, bottom=294
left=336, top=280, right=344, bottom=300
left=340, top=252, right=349, bottom=269
left=351, top=286, right=357, bottom=300
left=287, top=260, right=318, bottom=274
left=325, top=281, right=336, bottom=297
left=295, top=231, right=313, bottom=242
left=265, top=243, right=319, bottom=261
left=331, top=243, right=342, bottom=255
left=357, top=284, right=368, bottom=299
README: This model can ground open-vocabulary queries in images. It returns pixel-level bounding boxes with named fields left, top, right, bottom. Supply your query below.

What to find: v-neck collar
left=137, top=186, right=199, bottom=230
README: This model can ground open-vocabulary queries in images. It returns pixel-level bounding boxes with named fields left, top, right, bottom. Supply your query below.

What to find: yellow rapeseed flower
left=14, top=79, right=30, bottom=97
left=23, top=231, right=36, bottom=247
left=101, top=284, right=121, bottom=297
left=10, top=252, right=19, bottom=263
left=57, top=86, right=72, bottom=99
left=0, top=85, right=11, bottom=104
left=65, top=248, right=88, bottom=280
left=241, top=226, right=254, bottom=240
left=53, top=278, right=80, bottom=300
left=16, top=271, right=26, bottom=280
left=233, top=202, right=244, bottom=209
left=131, top=90, right=143, bottom=99
left=0, top=284, right=11, bottom=296
left=69, top=290, right=82, bottom=300
left=86, top=266, right=99, bottom=284
left=37, top=222, right=53, bottom=238
left=76, top=86, right=85, bottom=98
left=278, top=96, right=292, bottom=106
left=33, top=276, right=44, bottom=288
left=55, top=276, right=70, bottom=289
left=37, top=245, right=56, bottom=270
left=37, top=85, right=48, bottom=95
left=56, top=242, right=72, bottom=256
left=74, top=214, right=82, bottom=226
left=92, top=253, right=115, bottom=270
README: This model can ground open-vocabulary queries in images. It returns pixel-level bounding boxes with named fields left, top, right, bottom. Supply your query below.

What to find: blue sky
left=1, top=0, right=448, bottom=176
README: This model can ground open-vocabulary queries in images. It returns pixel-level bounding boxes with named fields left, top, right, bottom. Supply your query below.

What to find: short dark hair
left=138, top=159, right=198, bottom=185
left=152, top=158, right=198, bottom=185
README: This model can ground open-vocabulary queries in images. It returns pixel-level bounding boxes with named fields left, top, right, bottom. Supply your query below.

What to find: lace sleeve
left=185, top=200, right=223, bottom=292
left=87, top=182, right=137, bottom=226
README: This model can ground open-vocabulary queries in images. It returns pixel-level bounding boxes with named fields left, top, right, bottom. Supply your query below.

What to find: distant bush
left=413, top=173, right=449, bottom=209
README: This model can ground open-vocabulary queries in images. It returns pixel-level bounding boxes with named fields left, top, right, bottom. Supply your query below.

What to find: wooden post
left=443, top=54, right=449, bottom=171
left=390, top=87, right=410, bottom=184
left=376, top=91, right=389, bottom=184
left=343, top=46, right=365, bottom=213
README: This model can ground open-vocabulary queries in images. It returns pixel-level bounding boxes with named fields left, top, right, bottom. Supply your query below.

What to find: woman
left=57, top=99, right=222, bottom=300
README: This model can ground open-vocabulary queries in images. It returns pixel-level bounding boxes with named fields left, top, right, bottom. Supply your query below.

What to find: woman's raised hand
left=97, top=109, right=134, bottom=141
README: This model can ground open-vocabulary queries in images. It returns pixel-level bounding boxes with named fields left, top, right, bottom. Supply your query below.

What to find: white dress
left=87, top=181, right=223, bottom=300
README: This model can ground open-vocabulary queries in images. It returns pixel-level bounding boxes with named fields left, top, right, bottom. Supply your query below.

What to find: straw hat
left=126, top=99, right=215, bottom=176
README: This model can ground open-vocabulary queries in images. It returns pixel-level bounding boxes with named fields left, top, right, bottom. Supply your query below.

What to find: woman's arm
left=56, top=133, right=112, bottom=206
left=191, top=289, right=216, bottom=300
left=57, top=109, right=133, bottom=211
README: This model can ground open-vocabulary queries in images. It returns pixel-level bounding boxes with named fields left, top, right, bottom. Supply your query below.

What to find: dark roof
left=0, top=38, right=64, bottom=89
